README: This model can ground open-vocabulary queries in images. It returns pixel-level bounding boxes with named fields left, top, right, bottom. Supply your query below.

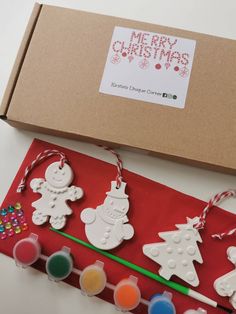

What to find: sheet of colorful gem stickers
left=0, top=139, right=235, bottom=313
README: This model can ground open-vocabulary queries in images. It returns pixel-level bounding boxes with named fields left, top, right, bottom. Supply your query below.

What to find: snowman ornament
left=81, top=181, right=134, bottom=250
left=30, top=162, right=83, bottom=229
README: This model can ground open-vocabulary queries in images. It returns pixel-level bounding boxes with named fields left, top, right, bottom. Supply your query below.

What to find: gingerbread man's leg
left=32, top=210, right=48, bottom=225
left=49, top=215, right=66, bottom=230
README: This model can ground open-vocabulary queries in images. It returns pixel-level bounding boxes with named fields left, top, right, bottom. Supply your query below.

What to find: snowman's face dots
left=45, top=162, right=73, bottom=188
left=104, top=197, right=129, bottom=219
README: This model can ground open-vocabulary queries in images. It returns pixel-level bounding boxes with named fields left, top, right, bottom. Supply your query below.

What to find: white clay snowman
left=30, top=162, right=83, bottom=229
left=80, top=181, right=134, bottom=250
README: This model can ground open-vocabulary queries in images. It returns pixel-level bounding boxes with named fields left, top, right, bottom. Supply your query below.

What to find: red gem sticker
left=174, top=66, right=179, bottom=72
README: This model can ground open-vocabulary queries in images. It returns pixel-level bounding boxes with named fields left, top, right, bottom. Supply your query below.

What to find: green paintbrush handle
left=50, top=228, right=188, bottom=295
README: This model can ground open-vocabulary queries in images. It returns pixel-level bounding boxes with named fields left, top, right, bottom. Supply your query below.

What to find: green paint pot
left=46, top=246, right=73, bottom=281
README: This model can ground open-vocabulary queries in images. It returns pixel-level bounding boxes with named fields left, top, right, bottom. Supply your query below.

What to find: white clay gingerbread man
left=30, top=162, right=83, bottom=229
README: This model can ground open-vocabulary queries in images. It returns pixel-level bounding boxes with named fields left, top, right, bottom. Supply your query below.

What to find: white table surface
left=0, top=1, right=235, bottom=313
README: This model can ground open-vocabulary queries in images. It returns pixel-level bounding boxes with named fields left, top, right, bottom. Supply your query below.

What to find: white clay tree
left=143, top=217, right=203, bottom=287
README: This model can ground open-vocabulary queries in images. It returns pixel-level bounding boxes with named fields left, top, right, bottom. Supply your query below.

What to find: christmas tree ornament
left=13, top=233, right=41, bottom=267
left=16, top=149, right=84, bottom=229
left=148, top=292, right=176, bottom=314
left=81, top=146, right=134, bottom=250
left=143, top=189, right=236, bottom=287
left=79, top=260, right=107, bottom=296
left=46, top=246, right=73, bottom=281
left=113, top=276, right=141, bottom=311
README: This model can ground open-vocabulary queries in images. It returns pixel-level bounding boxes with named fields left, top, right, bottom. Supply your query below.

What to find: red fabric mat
left=0, top=139, right=235, bottom=313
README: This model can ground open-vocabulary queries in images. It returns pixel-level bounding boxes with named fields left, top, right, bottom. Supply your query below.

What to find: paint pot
left=148, top=292, right=176, bottom=314
left=114, top=275, right=141, bottom=311
left=184, top=308, right=207, bottom=314
left=13, top=233, right=41, bottom=267
left=46, top=246, right=73, bottom=281
left=80, top=260, right=107, bottom=296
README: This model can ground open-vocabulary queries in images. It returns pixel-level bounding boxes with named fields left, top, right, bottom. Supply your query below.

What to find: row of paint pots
left=12, top=234, right=205, bottom=314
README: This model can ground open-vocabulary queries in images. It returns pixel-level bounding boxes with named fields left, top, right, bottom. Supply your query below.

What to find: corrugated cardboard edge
left=7, top=120, right=236, bottom=175
left=0, top=3, right=42, bottom=118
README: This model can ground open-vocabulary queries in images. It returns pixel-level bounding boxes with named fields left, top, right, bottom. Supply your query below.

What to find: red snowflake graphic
left=139, top=58, right=149, bottom=70
left=111, top=54, right=121, bottom=65
left=179, top=66, right=189, bottom=78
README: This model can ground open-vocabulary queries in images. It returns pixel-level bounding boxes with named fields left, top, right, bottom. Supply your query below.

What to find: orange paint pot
left=80, top=261, right=107, bottom=296
left=114, top=276, right=141, bottom=311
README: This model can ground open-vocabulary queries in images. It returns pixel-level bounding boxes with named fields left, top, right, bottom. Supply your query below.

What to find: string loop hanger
left=97, top=145, right=123, bottom=189
left=193, top=189, right=236, bottom=239
left=16, top=149, right=68, bottom=193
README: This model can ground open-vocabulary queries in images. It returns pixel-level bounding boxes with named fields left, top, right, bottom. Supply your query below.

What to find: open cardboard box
left=0, top=3, right=235, bottom=174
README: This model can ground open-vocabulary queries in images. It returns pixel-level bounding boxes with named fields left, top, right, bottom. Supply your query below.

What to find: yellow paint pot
left=80, top=261, right=107, bottom=296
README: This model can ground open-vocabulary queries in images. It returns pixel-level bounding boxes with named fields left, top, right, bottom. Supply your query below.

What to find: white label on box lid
left=99, top=26, right=196, bottom=109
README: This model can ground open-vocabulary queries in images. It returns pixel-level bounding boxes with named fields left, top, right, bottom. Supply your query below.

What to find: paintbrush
left=50, top=228, right=234, bottom=313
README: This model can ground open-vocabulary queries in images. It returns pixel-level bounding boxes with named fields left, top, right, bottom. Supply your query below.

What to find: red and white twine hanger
left=16, top=145, right=124, bottom=193
left=97, top=145, right=123, bottom=188
left=193, top=189, right=236, bottom=239
left=17, top=149, right=67, bottom=193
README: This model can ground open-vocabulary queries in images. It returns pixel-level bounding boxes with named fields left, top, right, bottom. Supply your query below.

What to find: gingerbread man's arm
left=30, top=178, right=45, bottom=193
left=66, top=186, right=84, bottom=201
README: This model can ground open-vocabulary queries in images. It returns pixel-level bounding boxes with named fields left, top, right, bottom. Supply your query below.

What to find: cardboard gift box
left=0, top=3, right=235, bottom=174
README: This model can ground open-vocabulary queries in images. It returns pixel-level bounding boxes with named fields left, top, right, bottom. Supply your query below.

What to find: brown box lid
left=1, top=4, right=236, bottom=173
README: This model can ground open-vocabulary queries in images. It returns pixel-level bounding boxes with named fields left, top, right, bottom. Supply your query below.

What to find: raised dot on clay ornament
left=104, top=233, right=110, bottom=239
left=172, top=235, right=181, bottom=243
left=177, top=248, right=183, bottom=254
left=187, top=246, right=196, bottom=256
left=185, top=234, right=191, bottom=240
left=166, top=247, right=173, bottom=254
left=150, top=248, right=159, bottom=257
left=182, top=259, right=188, bottom=266
left=80, top=261, right=107, bottom=296
left=186, top=271, right=195, bottom=282
left=114, top=276, right=141, bottom=311
left=168, top=259, right=176, bottom=269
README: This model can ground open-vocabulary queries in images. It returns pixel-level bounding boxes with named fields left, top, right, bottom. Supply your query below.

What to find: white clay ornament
left=143, top=217, right=203, bottom=287
left=31, top=162, right=83, bottom=229
left=214, top=246, right=236, bottom=309
left=81, top=181, right=134, bottom=250
left=143, top=189, right=236, bottom=287
left=81, top=146, right=134, bottom=250
left=17, top=149, right=84, bottom=230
